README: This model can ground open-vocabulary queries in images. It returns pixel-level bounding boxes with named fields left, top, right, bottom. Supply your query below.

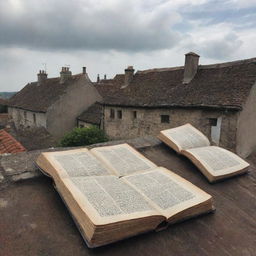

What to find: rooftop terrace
left=0, top=137, right=255, bottom=256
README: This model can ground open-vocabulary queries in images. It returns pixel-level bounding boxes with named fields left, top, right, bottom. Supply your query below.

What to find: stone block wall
left=8, top=107, right=46, bottom=129
left=104, top=106, right=238, bottom=151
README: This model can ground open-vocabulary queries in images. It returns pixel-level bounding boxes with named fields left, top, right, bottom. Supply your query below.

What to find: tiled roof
left=77, top=75, right=124, bottom=124
left=8, top=74, right=84, bottom=112
left=103, top=58, right=256, bottom=110
left=77, top=103, right=102, bottom=125
left=0, top=129, right=26, bottom=154
left=94, top=74, right=124, bottom=100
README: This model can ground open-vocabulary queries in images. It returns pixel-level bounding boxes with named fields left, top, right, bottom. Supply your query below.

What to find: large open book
left=36, top=143, right=214, bottom=247
left=158, top=124, right=250, bottom=183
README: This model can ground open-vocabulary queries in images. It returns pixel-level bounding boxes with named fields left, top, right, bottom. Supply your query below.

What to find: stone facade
left=8, top=69, right=102, bottom=139
left=237, top=82, right=256, bottom=157
left=45, top=75, right=101, bottom=138
left=104, top=106, right=238, bottom=152
left=8, top=107, right=47, bottom=129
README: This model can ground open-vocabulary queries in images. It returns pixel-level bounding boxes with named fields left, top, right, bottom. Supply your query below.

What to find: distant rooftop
left=8, top=73, right=84, bottom=112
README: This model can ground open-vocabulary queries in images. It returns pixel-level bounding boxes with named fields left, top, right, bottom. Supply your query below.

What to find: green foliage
left=59, top=126, right=108, bottom=147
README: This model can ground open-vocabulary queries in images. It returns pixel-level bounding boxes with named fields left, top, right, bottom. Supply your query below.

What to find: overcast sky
left=0, top=0, right=256, bottom=91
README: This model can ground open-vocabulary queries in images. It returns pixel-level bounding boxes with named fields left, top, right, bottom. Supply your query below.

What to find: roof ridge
left=137, top=66, right=184, bottom=74
left=136, top=57, right=256, bottom=74
left=199, top=57, right=256, bottom=69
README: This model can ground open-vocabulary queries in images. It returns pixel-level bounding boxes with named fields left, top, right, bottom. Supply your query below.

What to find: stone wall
left=237, top=82, right=256, bottom=157
left=8, top=107, right=46, bottom=129
left=46, top=74, right=101, bottom=139
left=104, top=106, right=238, bottom=151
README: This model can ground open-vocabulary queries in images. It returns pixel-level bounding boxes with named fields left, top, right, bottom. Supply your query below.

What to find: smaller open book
left=36, top=143, right=214, bottom=247
left=158, top=124, right=250, bottom=183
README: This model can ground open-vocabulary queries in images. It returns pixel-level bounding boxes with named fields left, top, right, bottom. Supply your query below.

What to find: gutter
left=102, top=103, right=241, bottom=111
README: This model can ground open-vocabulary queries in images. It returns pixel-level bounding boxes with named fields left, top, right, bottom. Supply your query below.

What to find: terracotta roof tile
left=0, top=129, right=26, bottom=154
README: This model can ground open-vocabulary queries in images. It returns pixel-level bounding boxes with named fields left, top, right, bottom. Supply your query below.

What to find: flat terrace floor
left=1, top=144, right=256, bottom=256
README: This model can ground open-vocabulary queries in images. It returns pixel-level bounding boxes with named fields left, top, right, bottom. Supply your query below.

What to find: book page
left=159, top=124, right=210, bottom=152
left=60, top=175, right=163, bottom=225
left=122, top=167, right=212, bottom=219
left=90, top=144, right=157, bottom=176
left=183, top=146, right=250, bottom=176
left=42, top=149, right=112, bottom=179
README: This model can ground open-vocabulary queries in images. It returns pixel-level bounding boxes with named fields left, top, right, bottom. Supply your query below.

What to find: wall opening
left=161, top=115, right=170, bottom=123
left=210, top=116, right=222, bottom=145
left=133, top=111, right=137, bottom=119
left=117, top=110, right=122, bottom=119
left=110, top=109, right=115, bottom=119
left=33, top=113, right=36, bottom=124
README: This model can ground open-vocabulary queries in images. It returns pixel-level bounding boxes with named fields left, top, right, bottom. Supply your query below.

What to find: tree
left=59, top=126, right=108, bottom=147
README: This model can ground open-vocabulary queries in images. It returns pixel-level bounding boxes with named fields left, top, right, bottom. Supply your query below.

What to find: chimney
left=37, top=70, right=47, bottom=84
left=60, top=67, right=72, bottom=84
left=124, top=66, right=134, bottom=86
left=97, top=74, right=100, bottom=83
left=104, top=74, right=107, bottom=80
left=82, top=67, right=86, bottom=74
left=183, top=52, right=200, bottom=84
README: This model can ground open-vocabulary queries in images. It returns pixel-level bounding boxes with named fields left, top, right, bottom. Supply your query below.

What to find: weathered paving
left=0, top=140, right=255, bottom=256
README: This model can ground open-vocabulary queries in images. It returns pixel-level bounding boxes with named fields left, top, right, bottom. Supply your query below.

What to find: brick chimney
left=37, top=70, right=47, bottom=84
left=124, top=66, right=134, bottom=87
left=97, top=74, right=100, bottom=83
left=60, top=67, right=72, bottom=84
left=183, top=52, right=200, bottom=84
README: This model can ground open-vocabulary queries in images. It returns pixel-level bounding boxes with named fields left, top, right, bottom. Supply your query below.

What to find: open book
left=36, top=143, right=214, bottom=248
left=158, top=124, right=250, bottom=183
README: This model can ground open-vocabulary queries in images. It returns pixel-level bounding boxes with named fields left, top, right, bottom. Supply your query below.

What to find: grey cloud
left=0, top=0, right=181, bottom=52
left=200, top=33, right=243, bottom=59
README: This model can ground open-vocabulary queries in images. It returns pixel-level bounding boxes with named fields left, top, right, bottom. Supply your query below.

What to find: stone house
left=77, top=103, right=102, bottom=128
left=77, top=74, right=124, bottom=128
left=8, top=67, right=101, bottom=139
left=100, top=53, right=256, bottom=157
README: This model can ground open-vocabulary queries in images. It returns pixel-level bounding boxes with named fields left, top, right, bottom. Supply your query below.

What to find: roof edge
left=102, top=102, right=241, bottom=111
left=7, top=105, right=46, bottom=113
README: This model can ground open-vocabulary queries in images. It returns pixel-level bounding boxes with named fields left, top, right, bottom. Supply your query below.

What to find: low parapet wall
left=0, top=136, right=160, bottom=187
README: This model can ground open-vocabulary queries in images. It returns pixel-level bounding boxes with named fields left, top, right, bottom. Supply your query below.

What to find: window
left=33, top=113, right=36, bottom=124
left=133, top=111, right=137, bottom=119
left=161, top=115, right=170, bottom=123
left=209, top=118, right=217, bottom=126
left=110, top=109, right=115, bottom=119
left=117, top=110, right=122, bottom=119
